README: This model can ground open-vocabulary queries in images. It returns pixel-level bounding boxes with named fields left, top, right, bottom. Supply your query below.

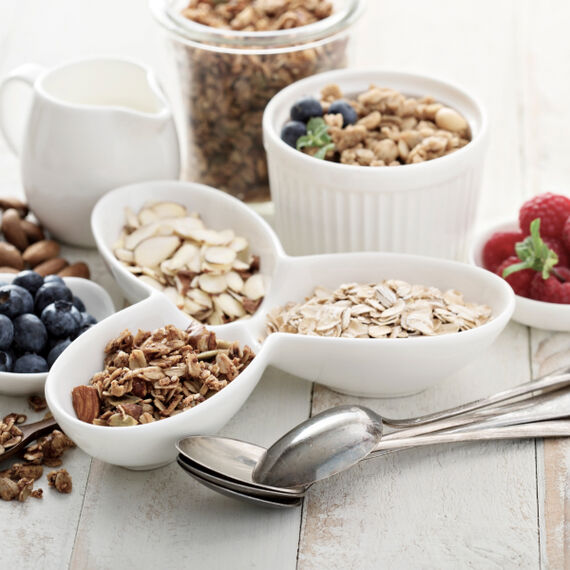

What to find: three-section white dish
left=43, top=181, right=515, bottom=469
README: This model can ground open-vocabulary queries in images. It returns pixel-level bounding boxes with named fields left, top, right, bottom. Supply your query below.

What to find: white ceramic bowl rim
left=263, top=68, right=488, bottom=181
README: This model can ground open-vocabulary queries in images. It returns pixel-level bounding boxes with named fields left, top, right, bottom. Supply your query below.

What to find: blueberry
left=47, top=338, right=72, bottom=368
left=13, top=353, right=48, bottom=374
left=290, top=97, right=323, bottom=123
left=281, top=121, right=307, bottom=148
left=80, top=312, right=97, bottom=327
left=13, top=270, right=44, bottom=296
left=0, top=285, right=34, bottom=318
left=34, top=282, right=73, bottom=314
left=44, top=275, right=65, bottom=285
left=72, top=295, right=86, bottom=312
left=0, top=350, right=13, bottom=372
left=13, top=314, right=48, bottom=353
left=41, top=301, right=82, bottom=338
left=328, top=100, right=358, bottom=126
left=0, top=314, right=14, bottom=350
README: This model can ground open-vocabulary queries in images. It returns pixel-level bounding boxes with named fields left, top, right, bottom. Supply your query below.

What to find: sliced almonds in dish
left=114, top=200, right=265, bottom=324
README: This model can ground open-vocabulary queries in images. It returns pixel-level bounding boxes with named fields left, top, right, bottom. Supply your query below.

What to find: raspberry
left=554, top=266, right=570, bottom=282
left=482, top=231, right=525, bottom=273
left=519, top=192, right=570, bottom=237
left=496, top=256, right=534, bottom=297
left=529, top=274, right=570, bottom=304
left=543, top=237, right=570, bottom=267
left=563, top=217, right=570, bottom=252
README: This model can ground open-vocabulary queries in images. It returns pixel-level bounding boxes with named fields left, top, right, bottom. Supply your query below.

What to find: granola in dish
left=175, top=0, right=348, bottom=200
left=113, top=200, right=265, bottom=325
left=265, top=280, right=491, bottom=339
left=280, top=83, right=471, bottom=166
left=71, top=323, right=255, bottom=426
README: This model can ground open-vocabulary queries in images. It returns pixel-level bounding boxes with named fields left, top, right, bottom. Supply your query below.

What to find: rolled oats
left=72, top=323, right=255, bottom=426
left=265, top=280, right=491, bottom=339
left=114, top=200, right=265, bottom=325
left=173, top=0, right=348, bottom=200
left=297, top=84, right=471, bottom=166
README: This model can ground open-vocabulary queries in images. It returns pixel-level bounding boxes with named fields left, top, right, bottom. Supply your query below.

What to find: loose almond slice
left=161, top=243, right=200, bottom=274
left=151, top=201, right=187, bottom=219
left=188, top=288, right=214, bottom=309
left=138, top=208, right=159, bottom=225
left=214, top=293, right=246, bottom=318
left=124, top=222, right=161, bottom=250
left=162, top=286, right=181, bottom=307
left=171, top=218, right=207, bottom=239
left=183, top=297, right=204, bottom=315
left=137, top=275, right=164, bottom=291
left=134, top=236, right=181, bottom=267
left=198, top=273, right=227, bottom=294
left=232, top=259, right=250, bottom=271
left=244, top=274, right=265, bottom=300
left=229, top=236, right=248, bottom=252
left=114, top=248, right=134, bottom=263
left=204, top=246, right=236, bottom=266
left=226, top=271, right=244, bottom=293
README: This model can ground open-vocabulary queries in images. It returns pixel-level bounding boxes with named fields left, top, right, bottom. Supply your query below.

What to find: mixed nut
left=71, top=323, right=255, bottom=426
left=281, top=84, right=471, bottom=166
left=0, top=197, right=90, bottom=278
left=114, top=200, right=265, bottom=324
left=265, top=280, right=492, bottom=339
left=175, top=0, right=348, bottom=200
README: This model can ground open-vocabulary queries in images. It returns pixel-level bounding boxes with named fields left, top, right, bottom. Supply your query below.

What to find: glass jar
left=150, top=0, right=363, bottom=202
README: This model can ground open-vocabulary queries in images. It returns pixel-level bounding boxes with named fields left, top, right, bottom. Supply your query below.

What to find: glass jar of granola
left=150, top=0, right=363, bottom=202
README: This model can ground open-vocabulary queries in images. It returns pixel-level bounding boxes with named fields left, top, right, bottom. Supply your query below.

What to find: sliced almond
left=229, top=236, right=248, bottom=252
left=188, top=288, right=214, bottom=309
left=134, top=236, right=181, bottom=267
left=232, top=259, right=250, bottom=271
left=124, top=207, right=139, bottom=230
left=162, top=286, right=180, bottom=306
left=185, top=228, right=234, bottom=246
left=226, top=271, right=244, bottom=293
left=244, top=274, right=265, bottom=300
left=214, top=293, right=246, bottom=318
left=171, top=217, right=206, bottom=239
left=151, top=201, right=187, bottom=219
left=138, top=207, right=159, bottom=225
left=198, top=273, right=227, bottom=294
left=124, top=223, right=160, bottom=250
left=114, top=248, right=134, bottom=263
left=183, top=298, right=205, bottom=315
left=204, top=246, right=236, bottom=266
left=137, top=275, right=164, bottom=291
left=206, top=310, right=225, bottom=325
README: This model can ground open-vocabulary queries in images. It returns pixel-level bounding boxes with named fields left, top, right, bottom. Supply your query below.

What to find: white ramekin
left=262, top=69, right=488, bottom=259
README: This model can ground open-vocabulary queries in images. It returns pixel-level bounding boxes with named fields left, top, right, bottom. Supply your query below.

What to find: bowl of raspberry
left=469, top=192, right=570, bottom=331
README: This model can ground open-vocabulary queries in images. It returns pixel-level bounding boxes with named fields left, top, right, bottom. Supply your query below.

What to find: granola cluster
left=0, top=412, right=75, bottom=502
left=175, top=0, right=348, bottom=200
left=265, top=280, right=492, bottom=339
left=72, top=324, right=255, bottom=427
left=308, top=84, right=471, bottom=166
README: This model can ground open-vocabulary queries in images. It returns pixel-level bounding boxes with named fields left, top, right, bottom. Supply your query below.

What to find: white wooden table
left=1, top=1, right=570, bottom=568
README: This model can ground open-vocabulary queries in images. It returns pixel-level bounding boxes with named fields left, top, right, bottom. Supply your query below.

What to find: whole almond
left=2, top=208, right=28, bottom=251
left=71, top=385, right=100, bottom=423
left=58, top=262, right=90, bottom=279
left=0, top=242, right=24, bottom=270
left=0, top=197, right=28, bottom=217
left=34, top=257, right=68, bottom=276
left=20, top=220, right=45, bottom=243
left=0, top=266, right=18, bottom=274
left=22, top=240, right=60, bottom=267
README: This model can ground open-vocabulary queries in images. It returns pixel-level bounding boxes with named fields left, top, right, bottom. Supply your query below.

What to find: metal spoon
left=178, top=420, right=570, bottom=507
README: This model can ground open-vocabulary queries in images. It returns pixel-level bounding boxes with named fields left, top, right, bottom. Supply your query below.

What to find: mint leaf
left=296, top=117, right=335, bottom=159
left=502, top=219, right=559, bottom=279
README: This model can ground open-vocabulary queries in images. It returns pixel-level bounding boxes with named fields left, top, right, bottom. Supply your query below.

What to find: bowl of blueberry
left=262, top=68, right=488, bottom=259
left=0, top=270, right=115, bottom=395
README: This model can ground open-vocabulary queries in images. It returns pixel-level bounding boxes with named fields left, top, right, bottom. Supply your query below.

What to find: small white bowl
left=263, top=68, right=488, bottom=259
left=91, top=180, right=283, bottom=308
left=469, top=220, right=570, bottom=331
left=0, top=275, right=115, bottom=396
left=45, top=251, right=514, bottom=469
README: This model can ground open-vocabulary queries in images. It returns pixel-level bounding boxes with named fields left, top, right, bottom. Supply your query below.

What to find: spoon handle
left=369, top=419, right=570, bottom=457
left=383, top=366, right=570, bottom=428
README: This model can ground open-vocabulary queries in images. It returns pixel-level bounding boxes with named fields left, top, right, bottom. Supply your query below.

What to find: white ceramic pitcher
left=0, top=57, right=180, bottom=247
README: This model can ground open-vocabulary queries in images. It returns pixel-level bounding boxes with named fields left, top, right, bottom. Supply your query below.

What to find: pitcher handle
left=0, top=63, right=44, bottom=155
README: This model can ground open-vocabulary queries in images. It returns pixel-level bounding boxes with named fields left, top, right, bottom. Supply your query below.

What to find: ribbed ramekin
left=262, top=69, right=488, bottom=259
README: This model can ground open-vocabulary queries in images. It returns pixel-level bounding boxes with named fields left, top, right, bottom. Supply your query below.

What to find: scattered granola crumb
left=28, top=394, right=47, bottom=413
left=47, top=469, right=72, bottom=494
